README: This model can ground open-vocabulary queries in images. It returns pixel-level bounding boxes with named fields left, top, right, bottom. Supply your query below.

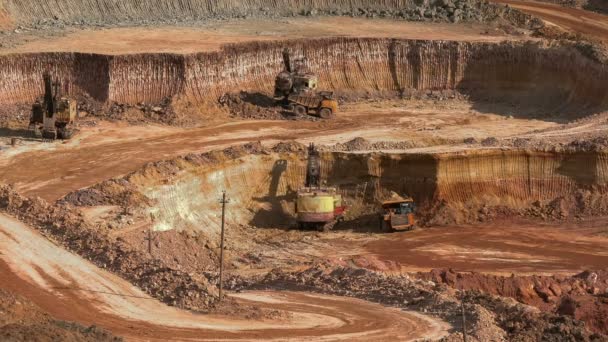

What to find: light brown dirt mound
left=0, top=288, right=121, bottom=341
left=419, top=268, right=608, bottom=336
left=0, top=184, right=223, bottom=313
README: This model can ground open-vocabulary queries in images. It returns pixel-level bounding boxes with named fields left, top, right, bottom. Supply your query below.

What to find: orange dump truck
left=379, top=195, right=416, bottom=232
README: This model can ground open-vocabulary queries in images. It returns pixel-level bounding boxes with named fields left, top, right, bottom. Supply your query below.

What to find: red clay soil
left=419, top=268, right=608, bottom=335
left=0, top=287, right=120, bottom=342
left=362, top=219, right=608, bottom=275
left=493, top=0, right=608, bottom=41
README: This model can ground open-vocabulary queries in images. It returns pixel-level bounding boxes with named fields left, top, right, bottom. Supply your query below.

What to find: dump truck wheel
left=381, top=219, right=391, bottom=233
left=294, top=105, right=307, bottom=116
left=319, top=108, right=333, bottom=119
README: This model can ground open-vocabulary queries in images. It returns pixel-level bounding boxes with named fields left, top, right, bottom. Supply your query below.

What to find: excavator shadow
left=237, top=91, right=277, bottom=108
left=250, top=159, right=297, bottom=229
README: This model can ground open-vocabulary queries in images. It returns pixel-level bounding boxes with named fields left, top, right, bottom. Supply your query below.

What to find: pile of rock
left=0, top=184, right=220, bottom=312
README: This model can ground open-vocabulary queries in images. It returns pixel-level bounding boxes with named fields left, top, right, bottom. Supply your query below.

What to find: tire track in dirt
left=493, top=0, right=608, bottom=40
left=0, top=213, right=450, bottom=341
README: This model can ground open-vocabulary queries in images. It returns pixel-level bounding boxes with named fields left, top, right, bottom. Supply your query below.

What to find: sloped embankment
left=0, top=38, right=606, bottom=121
left=0, top=184, right=221, bottom=312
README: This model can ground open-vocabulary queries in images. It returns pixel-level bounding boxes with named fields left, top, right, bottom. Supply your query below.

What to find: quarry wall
left=119, top=149, right=608, bottom=233
left=0, top=38, right=606, bottom=118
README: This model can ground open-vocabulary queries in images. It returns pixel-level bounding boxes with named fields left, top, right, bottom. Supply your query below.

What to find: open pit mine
left=1, top=0, right=608, bottom=341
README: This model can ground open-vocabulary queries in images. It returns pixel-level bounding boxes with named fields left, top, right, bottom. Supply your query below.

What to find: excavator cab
left=293, top=74, right=317, bottom=93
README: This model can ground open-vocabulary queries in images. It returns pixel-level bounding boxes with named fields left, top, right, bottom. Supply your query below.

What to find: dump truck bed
left=288, top=93, right=324, bottom=108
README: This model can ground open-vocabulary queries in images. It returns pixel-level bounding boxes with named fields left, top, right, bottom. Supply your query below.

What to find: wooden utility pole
left=148, top=213, right=155, bottom=255
left=218, top=191, right=230, bottom=301
left=461, top=300, right=468, bottom=342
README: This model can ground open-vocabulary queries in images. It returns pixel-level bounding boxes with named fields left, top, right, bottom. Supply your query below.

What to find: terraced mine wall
left=88, top=148, right=608, bottom=234
left=0, top=38, right=607, bottom=117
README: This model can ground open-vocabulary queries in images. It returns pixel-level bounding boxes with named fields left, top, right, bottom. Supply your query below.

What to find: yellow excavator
left=29, top=73, right=77, bottom=140
left=295, top=143, right=346, bottom=232
left=274, top=49, right=338, bottom=119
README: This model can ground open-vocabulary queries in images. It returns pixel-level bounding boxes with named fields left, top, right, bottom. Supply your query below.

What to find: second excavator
left=274, top=49, right=338, bottom=119
left=29, top=73, right=77, bottom=140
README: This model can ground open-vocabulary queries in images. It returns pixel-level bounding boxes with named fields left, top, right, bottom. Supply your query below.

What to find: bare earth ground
left=493, top=0, right=608, bottom=41
left=1, top=4, right=608, bottom=341
left=0, top=17, right=518, bottom=55
left=0, top=213, right=449, bottom=341
left=0, top=98, right=592, bottom=203
left=351, top=218, right=608, bottom=275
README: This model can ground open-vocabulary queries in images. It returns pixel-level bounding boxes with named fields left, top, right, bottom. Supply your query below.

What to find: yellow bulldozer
left=274, top=49, right=338, bottom=119
left=379, top=193, right=416, bottom=232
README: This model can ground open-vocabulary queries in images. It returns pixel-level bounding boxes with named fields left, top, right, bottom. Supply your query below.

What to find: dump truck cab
left=380, top=197, right=416, bottom=232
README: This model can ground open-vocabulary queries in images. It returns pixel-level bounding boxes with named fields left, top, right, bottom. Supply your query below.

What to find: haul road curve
left=0, top=213, right=450, bottom=341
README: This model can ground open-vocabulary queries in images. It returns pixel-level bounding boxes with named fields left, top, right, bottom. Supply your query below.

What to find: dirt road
left=1, top=99, right=574, bottom=203
left=493, top=0, right=608, bottom=40
left=0, top=213, right=449, bottom=341
left=357, top=219, right=608, bottom=275
left=0, top=17, right=517, bottom=55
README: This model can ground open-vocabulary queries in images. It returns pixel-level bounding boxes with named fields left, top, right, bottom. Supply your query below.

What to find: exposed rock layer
left=64, top=145, right=608, bottom=232
left=0, top=39, right=606, bottom=119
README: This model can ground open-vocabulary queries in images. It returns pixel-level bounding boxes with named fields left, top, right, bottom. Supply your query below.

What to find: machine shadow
left=250, top=159, right=298, bottom=230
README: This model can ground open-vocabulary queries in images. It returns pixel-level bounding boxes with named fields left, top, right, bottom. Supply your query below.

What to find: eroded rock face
left=62, top=146, right=608, bottom=231
left=0, top=39, right=606, bottom=120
